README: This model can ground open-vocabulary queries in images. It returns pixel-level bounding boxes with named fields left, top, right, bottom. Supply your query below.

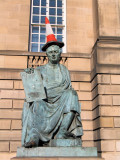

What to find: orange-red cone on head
left=42, top=17, right=64, bottom=51
left=45, top=17, right=57, bottom=42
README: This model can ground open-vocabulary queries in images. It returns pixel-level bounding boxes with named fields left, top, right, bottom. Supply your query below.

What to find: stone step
left=11, top=157, right=104, bottom=160
left=16, top=147, right=98, bottom=157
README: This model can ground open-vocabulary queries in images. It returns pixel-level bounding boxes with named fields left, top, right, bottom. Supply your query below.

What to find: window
left=30, top=0, right=66, bottom=52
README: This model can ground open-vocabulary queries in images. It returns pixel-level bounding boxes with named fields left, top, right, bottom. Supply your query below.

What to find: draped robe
left=22, top=64, right=83, bottom=146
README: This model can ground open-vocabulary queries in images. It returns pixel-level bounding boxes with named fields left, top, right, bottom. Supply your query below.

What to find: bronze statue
left=21, top=17, right=83, bottom=148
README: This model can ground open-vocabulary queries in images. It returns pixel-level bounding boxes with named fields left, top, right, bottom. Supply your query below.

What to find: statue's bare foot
left=23, top=141, right=36, bottom=148
left=56, top=131, right=76, bottom=139
left=65, top=131, right=76, bottom=138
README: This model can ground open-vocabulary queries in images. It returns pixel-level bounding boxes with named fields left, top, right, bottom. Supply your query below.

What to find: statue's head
left=42, top=18, right=64, bottom=64
left=46, top=45, right=61, bottom=64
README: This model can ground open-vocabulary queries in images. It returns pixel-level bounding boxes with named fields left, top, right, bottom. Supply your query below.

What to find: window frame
left=29, top=0, right=66, bottom=53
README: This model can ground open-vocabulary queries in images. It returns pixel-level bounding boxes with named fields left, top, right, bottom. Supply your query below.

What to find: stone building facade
left=0, top=0, right=120, bottom=160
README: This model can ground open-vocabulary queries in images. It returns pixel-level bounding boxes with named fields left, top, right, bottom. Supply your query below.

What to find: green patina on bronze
left=21, top=45, right=83, bottom=148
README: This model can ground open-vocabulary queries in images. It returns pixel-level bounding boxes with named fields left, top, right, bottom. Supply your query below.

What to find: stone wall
left=93, top=40, right=120, bottom=160
left=0, top=52, right=94, bottom=160
left=0, top=0, right=30, bottom=51
left=0, top=0, right=120, bottom=160
left=98, top=0, right=120, bottom=37
left=1, top=46, right=120, bottom=160
left=0, top=0, right=99, bottom=54
left=67, top=0, right=99, bottom=53
left=0, top=55, right=27, bottom=160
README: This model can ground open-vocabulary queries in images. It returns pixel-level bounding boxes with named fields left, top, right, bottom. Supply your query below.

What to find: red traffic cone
left=45, top=17, right=57, bottom=42
left=42, top=17, right=64, bottom=51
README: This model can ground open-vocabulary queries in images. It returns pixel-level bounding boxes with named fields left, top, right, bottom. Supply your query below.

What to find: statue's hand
left=24, top=68, right=34, bottom=74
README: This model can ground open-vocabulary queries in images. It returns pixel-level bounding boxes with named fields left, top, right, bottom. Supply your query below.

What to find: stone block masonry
left=2, top=46, right=120, bottom=160
left=1, top=48, right=120, bottom=160
left=0, top=0, right=120, bottom=160
left=0, top=52, right=94, bottom=159
left=93, top=36, right=120, bottom=160
left=0, top=61, right=24, bottom=155
left=0, top=0, right=30, bottom=51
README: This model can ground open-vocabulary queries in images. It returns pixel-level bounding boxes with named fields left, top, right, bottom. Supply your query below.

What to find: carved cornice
left=0, top=50, right=91, bottom=58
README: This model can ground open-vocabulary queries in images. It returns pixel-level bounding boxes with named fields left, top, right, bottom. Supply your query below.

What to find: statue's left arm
left=65, top=67, right=77, bottom=95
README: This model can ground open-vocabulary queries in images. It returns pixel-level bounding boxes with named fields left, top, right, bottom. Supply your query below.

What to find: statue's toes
left=56, top=131, right=76, bottom=139
left=23, top=141, right=36, bottom=148
left=65, top=132, right=76, bottom=138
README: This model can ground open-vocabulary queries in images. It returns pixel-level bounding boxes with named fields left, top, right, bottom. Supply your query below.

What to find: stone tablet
left=21, top=69, right=46, bottom=102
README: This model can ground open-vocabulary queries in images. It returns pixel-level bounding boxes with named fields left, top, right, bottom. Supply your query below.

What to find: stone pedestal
left=11, top=157, right=104, bottom=160
left=12, top=139, right=104, bottom=160
left=11, top=146, right=104, bottom=160
left=16, top=147, right=97, bottom=157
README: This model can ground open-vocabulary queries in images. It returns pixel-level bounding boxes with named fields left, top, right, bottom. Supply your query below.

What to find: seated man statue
left=21, top=17, right=83, bottom=148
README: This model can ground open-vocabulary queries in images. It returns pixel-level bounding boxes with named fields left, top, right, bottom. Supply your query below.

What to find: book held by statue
left=21, top=69, right=46, bottom=102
